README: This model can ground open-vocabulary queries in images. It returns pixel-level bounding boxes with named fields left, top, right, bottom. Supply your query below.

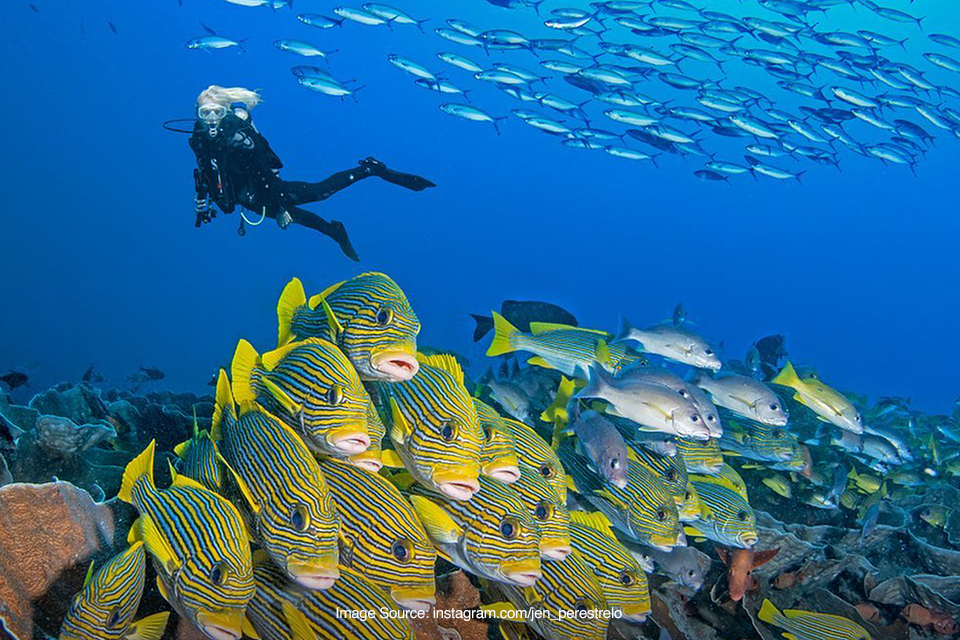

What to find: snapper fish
left=59, top=542, right=169, bottom=640
left=568, top=511, right=651, bottom=622
left=317, top=458, right=436, bottom=610
left=759, top=599, right=871, bottom=640
left=211, top=371, right=340, bottom=590
left=246, top=556, right=415, bottom=640
left=377, top=354, right=483, bottom=501
left=693, top=372, right=789, bottom=426
left=486, top=312, right=643, bottom=377
left=617, top=366, right=723, bottom=437
left=117, top=441, right=254, bottom=640
left=276, top=274, right=420, bottom=382
left=474, top=399, right=522, bottom=483
left=408, top=476, right=542, bottom=587
left=772, top=362, right=863, bottom=433
left=615, top=319, right=721, bottom=371
left=231, top=339, right=371, bottom=458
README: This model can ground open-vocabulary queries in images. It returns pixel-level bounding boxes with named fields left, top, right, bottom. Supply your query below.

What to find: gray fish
left=615, top=319, right=721, bottom=371
left=693, top=373, right=788, bottom=426
left=641, top=544, right=710, bottom=591
left=569, top=410, right=630, bottom=488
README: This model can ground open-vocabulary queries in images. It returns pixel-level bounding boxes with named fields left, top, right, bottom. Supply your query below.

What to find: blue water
left=1, top=0, right=958, bottom=412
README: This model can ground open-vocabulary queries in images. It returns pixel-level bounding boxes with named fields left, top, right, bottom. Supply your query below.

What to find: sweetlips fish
left=758, top=599, right=872, bottom=640
left=509, top=463, right=573, bottom=560
left=276, top=274, right=420, bottom=381
left=474, top=398, right=522, bottom=483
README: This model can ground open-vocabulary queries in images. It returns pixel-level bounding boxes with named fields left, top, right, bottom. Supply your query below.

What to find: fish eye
left=534, top=501, right=552, bottom=521
left=375, top=307, right=394, bottom=326
left=688, top=570, right=696, bottom=577
left=770, top=403, right=779, bottom=411
left=106, top=606, right=121, bottom=628
left=665, top=469, right=677, bottom=482
left=618, top=570, right=635, bottom=586
left=391, top=539, right=413, bottom=562
left=440, top=422, right=457, bottom=442
left=209, top=562, right=227, bottom=586
left=610, top=458, right=620, bottom=470
left=737, top=510, right=748, bottom=522
left=678, top=389, right=689, bottom=397
left=575, top=598, right=593, bottom=612
left=685, top=491, right=692, bottom=500
left=656, top=507, right=667, bottom=522
left=290, top=505, right=309, bottom=532
left=326, top=384, right=344, bottom=405
left=482, top=426, right=493, bottom=442
left=772, top=430, right=783, bottom=438
left=499, top=516, right=519, bottom=540
left=705, top=349, right=714, bottom=355
left=540, top=464, right=555, bottom=479
left=691, top=415, right=700, bottom=423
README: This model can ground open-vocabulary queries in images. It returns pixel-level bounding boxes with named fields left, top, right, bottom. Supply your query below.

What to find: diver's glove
left=277, top=209, right=292, bottom=230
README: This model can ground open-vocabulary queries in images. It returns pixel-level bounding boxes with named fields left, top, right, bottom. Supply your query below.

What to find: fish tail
left=577, top=364, right=610, bottom=400
left=612, top=314, right=634, bottom=344
left=486, top=312, right=519, bottom=357
left=211, top=369, right=237, bottom=443
left=770, top=361, right=800, bottom=387
left=758, top=599, right=784, bottom=627
left=471, top=313, right=494, bottom=342
left=231, top=339, right=261, bottom=404
left=119, top=440, right=156, bottom=504
left=277, top=277, right=307, bottom=347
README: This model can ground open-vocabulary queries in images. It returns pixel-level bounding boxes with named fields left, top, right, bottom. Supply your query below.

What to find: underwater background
left=1, top=0, right=958, bottom=413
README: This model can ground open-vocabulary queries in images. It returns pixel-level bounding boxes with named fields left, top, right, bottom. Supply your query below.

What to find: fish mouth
left=738, top=534, right=758, bottom=548
left=501, top=560, right=542, bottom=587
left=287, top=555, right=340, bottom=590
left=483, top=462, right=521, bottom=484
left=391, top=585, right=437, bottom=611
left=370, top=347, right=420, bottom=382
left=620, top=606, right=650, bottom=623
left=196, top=610, right=244, bottom=640
left=326, top=423, right=371, bottom=455
left=540, top=539, right=573, bottom=561
left=433, top=468, right=480, bottom=501
left=347, top=451, right=384, bottom=473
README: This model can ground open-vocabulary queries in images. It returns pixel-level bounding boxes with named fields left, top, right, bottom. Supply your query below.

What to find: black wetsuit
left=189, top=111, right=434, bottom=260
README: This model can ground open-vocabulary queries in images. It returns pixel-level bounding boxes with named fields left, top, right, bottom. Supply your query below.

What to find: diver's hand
left=195, top=196, right=212, bottom=226
left=277, top=209, right=292, bottom=230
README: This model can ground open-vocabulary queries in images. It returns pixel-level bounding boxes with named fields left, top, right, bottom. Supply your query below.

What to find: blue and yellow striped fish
left=568, top=511, right=651, bottom=623
left=627, top=442, right=703, bottom=523
left=232, top=339, right=371, bottom=458
left=719, top=419, right=799, bottom=463
left=59, top=542, right=169, bottom=640
left=758, top=599, right=871, bottom=640
left=474, top=398, right=521, bottom=484
left=211, top=370, right=340, bottom=591
left=676, top=437, right=724, bottom=475
left=408, top=475, right=542, bottom=587
left=376, top=354, right=483, bottom=501
left=486, top=313, right=643, bottom=377
left=117, top=440, right=254, bottom=640
left=173, top=420, right=223, bottom=496
left=246, top=553, right=415, bottom=640
left=711, top=463, right=751, bottom=501
left=318, top=458, right=437, bottom=610
left=687, top=477, right=758, bottom=549
left=510, top=463, right=572, bottom=561
left=502, top=418, right=567, bottom=503
left=559, top=440, right=681, bottom=550
left=348, top=400, right=387, bottom=472
left=485, top=550, right=609, bottom=640
left=276, top=274, right=421, bottom=382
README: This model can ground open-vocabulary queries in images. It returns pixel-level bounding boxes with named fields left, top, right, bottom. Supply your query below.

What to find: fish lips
left=196, top=609, right=245, bottom=640
left=325, top=422, right=371, bottom=455
left=482, top=461, right=521, bottom=484
left=500, top=560, right=543, bottom=587
left=539, top=538, right=573, bottom=561
left=433, top=467, right=480, bottom=501
left=390, top=585, right=438, bottom=611
left=286, top=556, right=341, bottom=590
left=347, top=450, right=384, bottom=473
left=370, top=347, right=420, bottom=382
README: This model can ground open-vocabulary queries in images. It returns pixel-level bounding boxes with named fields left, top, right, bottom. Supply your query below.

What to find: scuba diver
left=189, top=85, right=435, bottom=260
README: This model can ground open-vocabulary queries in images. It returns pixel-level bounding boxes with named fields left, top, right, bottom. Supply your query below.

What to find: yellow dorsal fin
left=569, top=510, right=616, bottom=538
left=282, top=601, right=316, bottom=640
left=260, top=340, right=301, bottom=371
left=129, top=515, right=179, bottom=574
left=210, top=370, right=235, bottom=442
left=389, top=397, right=413, bottom=445
left=529, top=322, right=608, bottom=336
left=409, top=495, right=463, bottom=544
left=230, top=340, right=261, bottom=404
left=168, top=460, right=210, bottom=493
left=126, top=611, right=170, bottom=640
left=419, top=354, right=464, bottom=383
left=541, top=376, right=576, bottom=424
left=119, top=440, right=156, bottom=504
left=277, top=278, right=307, bottom=347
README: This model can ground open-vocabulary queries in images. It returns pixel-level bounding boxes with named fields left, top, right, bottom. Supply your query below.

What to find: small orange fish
left=715, top=545, right=780, bottom=602
left=903, top=604, right=959, bottom=635
left=772, top=569, right=801, bottom=590
left=854, top=602, right=881, bottom=623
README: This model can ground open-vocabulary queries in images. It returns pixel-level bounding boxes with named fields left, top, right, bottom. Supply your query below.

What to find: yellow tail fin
left=771, top=361, right=800, bottom=388
left=486, top=312, right=520, bottom=357
left=119, top=440, right=156, bottom=504
left=277, top=278, right=306, bottom=347
left=231, top=340, right=261, bottom=404
left=211, top=369, right=236, bottom=442
left=758, top=599, right=781, bottom=625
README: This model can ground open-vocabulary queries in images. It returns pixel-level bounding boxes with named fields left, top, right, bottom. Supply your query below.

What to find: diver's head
left=196, top=85, right=261, bottom=126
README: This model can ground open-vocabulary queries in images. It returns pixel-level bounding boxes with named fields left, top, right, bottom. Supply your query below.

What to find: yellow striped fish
left=486, top=313, right=642, bottom=377
left=117, top=441, right=254, bottom=640
left=174, top=419, right=223, bottom=495
left=211, top=370, right=340, bottom=590
left=711, top=463, right=750, bottom=501
left=687, top=477, right=758, bottom=549
left=246, top=554, right=415, bottom=640
left=276, top=274, right=420, bottom=382
left=59, top=542, right=169, bottom=640
left=510, top=464, right=572, bottom=561
left=759, top=599, right=871, bottom=640
left=318, top=458, right=437, bottom=610
left=772, top=362, right=863, bottom=434
left=409, top=476, right=542, bottom=587
left=474, top=398, right=521, bottom=484
left=377, top=354, right=483, bottom=501
left=502, top=418, right=567, bottom=502
left=719, top=419, right=799, bottom=463
left=348, top=401, right=387, bottom=472
left=568, top=511, right=651, bottom=622
left=628, top=443, right=688, bottom=506
left=675, top=437, right=724, bottom=475
left=485, top=550, right=609, bottom=640
left=558, top=440, right=682, bottom=550
left=232, top=339, right=371, bottom=458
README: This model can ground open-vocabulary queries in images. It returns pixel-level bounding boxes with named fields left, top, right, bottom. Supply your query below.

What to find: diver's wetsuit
left=189, top=110, right=434, bottom=260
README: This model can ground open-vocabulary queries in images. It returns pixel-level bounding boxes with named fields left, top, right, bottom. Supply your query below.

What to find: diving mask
left=197, top=103, right=228, bottom=124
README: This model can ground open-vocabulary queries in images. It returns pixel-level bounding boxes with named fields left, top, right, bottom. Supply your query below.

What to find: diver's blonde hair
left=197, top=85, right=262, bottom=109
